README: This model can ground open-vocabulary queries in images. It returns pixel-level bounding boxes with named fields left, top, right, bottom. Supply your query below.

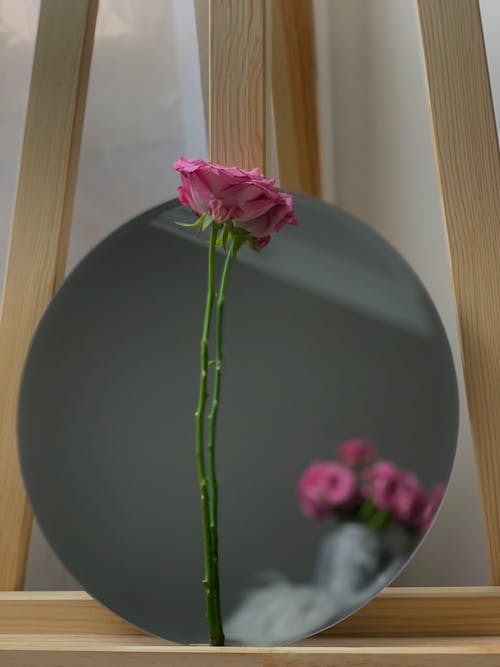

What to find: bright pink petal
left=173, top=157, right=297, bottom=247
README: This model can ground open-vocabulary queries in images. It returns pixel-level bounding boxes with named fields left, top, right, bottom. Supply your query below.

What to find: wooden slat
left=329, top=587, right=500, bottom=637
left=2, top=588, right=500, bottom=637
left=0, top=0, right=98, bottom=589
left=194, top=0, right=209, bottom=131
left=2, top=635, right=500, bottom=666
left=417, top=0, right=500, bottom=582
left=0, top=592, right=140, bottom=636
left=209, top=0, right=268, bottom=172
left=271, top=0, right=321, bottom=196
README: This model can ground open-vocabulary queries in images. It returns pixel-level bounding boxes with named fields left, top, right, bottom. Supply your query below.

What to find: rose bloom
left=363, top=462, right=427, bottom=527
left=173, top=157, right=297, bottom=246
left=298, top=461, right=358, bottom=518
left=362, top=460, right=400, bottom=510
left=391, top=472, right=424, bottom=525
left=417, top=483, right=446, bottom=533
left=337, top=439, right=376, bottom=467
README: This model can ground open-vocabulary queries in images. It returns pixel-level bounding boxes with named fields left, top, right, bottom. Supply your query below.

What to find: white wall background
left=0, top=0, right=498, bottom=589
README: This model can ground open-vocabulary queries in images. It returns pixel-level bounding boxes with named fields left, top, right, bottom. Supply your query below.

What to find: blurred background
left=0, top=0, right=498, bottom=590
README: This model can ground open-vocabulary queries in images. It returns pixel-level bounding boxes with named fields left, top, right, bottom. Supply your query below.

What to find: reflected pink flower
left=391, top=473, right=424, bottom=524
left=337, top=439, right=376, bottom=466
left=362, top=460, right=400, bottom=510
left=363, top=462, right=425, bottom=526
left=417, top=483, right=446, bottom=533
left=298, top=461, right=358, bottom=518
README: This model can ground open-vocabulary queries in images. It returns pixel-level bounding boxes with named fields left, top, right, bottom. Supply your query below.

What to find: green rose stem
left=195, top=225, right=220, bottom=645
left=207, top=236, right=237, bottom=643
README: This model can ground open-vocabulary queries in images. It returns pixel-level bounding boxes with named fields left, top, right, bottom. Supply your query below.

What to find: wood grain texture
left=2, top=588, right=500, bottom=637
left=209, top=0, right=268, bottom=172
left=0, top=0, right=98, bottom=589
left=271, top=0, right=321, bottom=196
left=2, top=635, right=500, bottom=666
left=417, top=0, right=500, bottom=583
left=0, top=592, right=140, bottom=636
left=194, top=0, right=209, bottom=132
left=329, top=586, right=500, bottom=637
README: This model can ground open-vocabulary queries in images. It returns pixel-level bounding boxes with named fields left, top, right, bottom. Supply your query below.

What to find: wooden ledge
left=2, top=588, right=500, bottom=664
left=1, top=635, right=500, bottom=666
left=327, top=586, right=500, bottom=637
left=1, top=587, right=500, bottom=637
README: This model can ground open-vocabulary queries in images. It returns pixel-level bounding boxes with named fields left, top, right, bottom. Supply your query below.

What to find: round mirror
left=18, top=194, right=458, bottom=645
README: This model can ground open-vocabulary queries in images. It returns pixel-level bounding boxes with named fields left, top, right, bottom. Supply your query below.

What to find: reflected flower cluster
left=298, top=440, right=446, bottom=539
left=225, top=441, right=447, bottom=645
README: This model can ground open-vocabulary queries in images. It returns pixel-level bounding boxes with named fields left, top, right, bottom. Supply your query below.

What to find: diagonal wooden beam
left=417, top=0, right=500, bottom=583
left=0, top=0, right=98, bottom=590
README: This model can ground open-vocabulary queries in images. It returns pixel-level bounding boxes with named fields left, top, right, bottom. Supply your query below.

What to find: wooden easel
left=0, top=0, right=499, bottom=664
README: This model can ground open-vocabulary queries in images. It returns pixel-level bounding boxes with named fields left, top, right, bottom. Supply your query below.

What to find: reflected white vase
left=315, top=521, right=408, bottom=601
left=225, top=521, right=408, bottom=645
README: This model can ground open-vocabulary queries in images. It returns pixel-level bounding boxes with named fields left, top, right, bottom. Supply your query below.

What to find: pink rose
left=363, top=462, right=427, bottom=527
left=173, top=157, right=297, bottom=244
left=298, top=461, right=358, bottom=518
left=391, top=472, right=424, bottom=525
left=249, top=235, right=271, bottom=250
left=417, top=483, right=446, bottom=533
left=362, top=460, right=400, bottom=510
left=337, top=439, right=376, bottom=466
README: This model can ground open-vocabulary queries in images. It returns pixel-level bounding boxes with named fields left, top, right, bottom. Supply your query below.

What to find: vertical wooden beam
left=0, top=0, right=98, bottom=589
left=194, top=0, right=209, bottom=134
left=271, top=0, right=321, bottom=196
left=417, top=0, right=500, bottom=582
left=209, top=0, right=268, bottom=172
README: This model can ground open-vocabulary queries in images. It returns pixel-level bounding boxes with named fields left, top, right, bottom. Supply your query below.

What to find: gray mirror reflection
left=18, top=195, right=458, bottom=646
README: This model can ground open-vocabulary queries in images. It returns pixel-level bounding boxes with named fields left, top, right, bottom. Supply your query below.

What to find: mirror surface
left=18, top=195, right=458, bottom=645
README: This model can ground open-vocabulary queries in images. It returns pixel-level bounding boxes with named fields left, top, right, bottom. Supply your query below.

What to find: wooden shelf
left=2, top=589, right=500, bottom=665
left=2, top=634, right=500, bottom=666
left=2, top=588, right=500, bottom=637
